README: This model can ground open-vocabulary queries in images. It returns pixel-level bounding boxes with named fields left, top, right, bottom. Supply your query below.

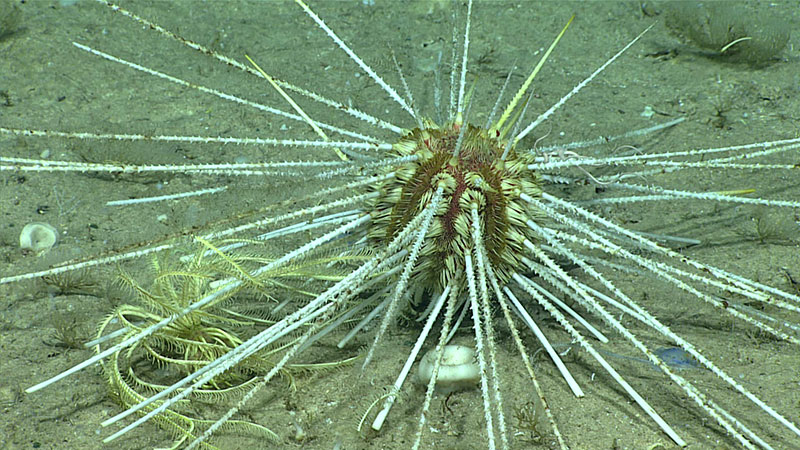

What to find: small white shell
left=19, top=222, right=58, bottom=255
left=417, top=344, right=480, bottom=394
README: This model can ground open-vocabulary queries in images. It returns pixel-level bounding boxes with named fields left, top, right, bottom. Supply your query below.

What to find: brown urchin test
left=367, top=118, right=543, bottom=297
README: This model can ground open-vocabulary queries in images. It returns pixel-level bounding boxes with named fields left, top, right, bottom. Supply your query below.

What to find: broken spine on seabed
left=3, top=1, right=800, bottom=449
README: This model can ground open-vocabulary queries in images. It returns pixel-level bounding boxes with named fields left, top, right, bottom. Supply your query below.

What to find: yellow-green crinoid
left=97, top=239, right=357, bottom=448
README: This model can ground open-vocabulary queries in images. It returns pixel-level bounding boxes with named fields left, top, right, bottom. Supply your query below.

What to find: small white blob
left=19, top=222, right=58, bottom=255
left=417, top=344, right=480, bottom=394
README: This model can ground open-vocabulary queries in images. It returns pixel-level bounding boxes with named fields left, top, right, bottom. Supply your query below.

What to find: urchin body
left=368, top=119, right=543, bottom=296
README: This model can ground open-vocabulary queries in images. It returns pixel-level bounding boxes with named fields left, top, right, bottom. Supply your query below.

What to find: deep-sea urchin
left=1, top=1, right=799, bottom=449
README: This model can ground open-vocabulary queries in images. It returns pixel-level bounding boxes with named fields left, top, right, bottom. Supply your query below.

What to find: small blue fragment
left=656, top=347, right=701, bottom=369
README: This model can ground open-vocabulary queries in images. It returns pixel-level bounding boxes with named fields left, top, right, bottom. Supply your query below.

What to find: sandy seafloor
left=1, top=1, right=800, bottom=449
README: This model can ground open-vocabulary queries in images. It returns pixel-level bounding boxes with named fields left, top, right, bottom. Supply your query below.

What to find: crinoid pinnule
left=1, top=1, right=800, bottom=450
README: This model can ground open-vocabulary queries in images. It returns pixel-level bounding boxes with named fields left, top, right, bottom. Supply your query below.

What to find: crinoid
left=95, top=239, right=357, bottom=449
left=1, top=1, right=799, bottom=449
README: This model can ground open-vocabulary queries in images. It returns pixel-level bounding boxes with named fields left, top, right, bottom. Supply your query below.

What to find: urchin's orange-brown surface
left=368, top=120, right=542, bottom=293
